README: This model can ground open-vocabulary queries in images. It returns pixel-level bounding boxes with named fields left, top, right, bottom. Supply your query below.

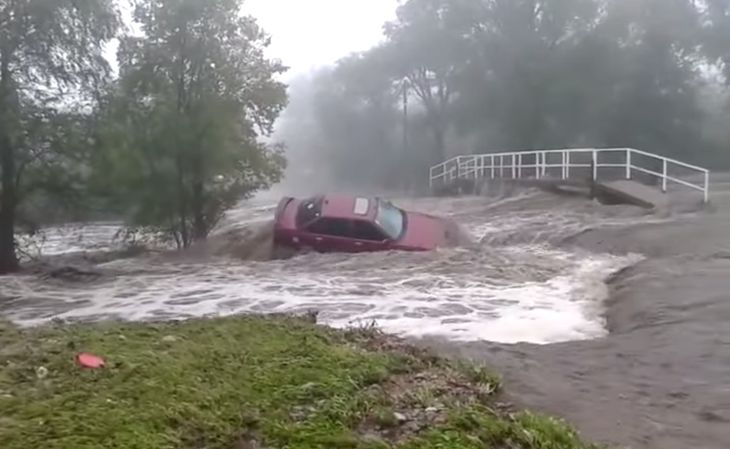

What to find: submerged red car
left=273, top=195, right=454, bottom=253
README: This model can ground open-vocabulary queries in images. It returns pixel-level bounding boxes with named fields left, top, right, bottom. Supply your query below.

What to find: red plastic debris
left=75, top=353, right=106, bottom=369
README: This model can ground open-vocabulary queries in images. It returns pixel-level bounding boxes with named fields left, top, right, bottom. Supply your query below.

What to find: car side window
left=307, top=218, right=351, bottom=238
left=352, top=220, right=387, bottom=241
left=296, top=198, right=322, bottom=227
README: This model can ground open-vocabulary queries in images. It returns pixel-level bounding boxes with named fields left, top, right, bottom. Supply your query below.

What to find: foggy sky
left=246, top=0, right=398, bottom=78
left=106, top=0, right=397, bottom=78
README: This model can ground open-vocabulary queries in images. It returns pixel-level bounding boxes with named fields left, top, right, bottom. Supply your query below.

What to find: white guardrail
left=429, top=148, right=710, bottom=203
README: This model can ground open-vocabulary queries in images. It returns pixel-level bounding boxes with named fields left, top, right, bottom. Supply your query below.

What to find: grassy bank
left=0, top=316, right=596, bottom=449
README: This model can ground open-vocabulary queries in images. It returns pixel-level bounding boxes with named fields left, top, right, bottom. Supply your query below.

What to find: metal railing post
left=511, top=154, right=516, bottom=179
left=491, top=155, right=495, bottom=179
left=566, top=151, right=571, bottom=179
left=662, top=159, right=668, bottom=192
left=542, top=151, right=547, bottom=178
left=518, top=153, right=523, bottom=178
left=592, top=150, right=598, bottom=181
left=626, top=149, right=632, bottom=180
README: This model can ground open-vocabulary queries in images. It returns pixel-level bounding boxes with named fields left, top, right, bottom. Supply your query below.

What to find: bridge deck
left=594, top=180, right=670, bottom=210
left=478, top=177, right=670, bottom=209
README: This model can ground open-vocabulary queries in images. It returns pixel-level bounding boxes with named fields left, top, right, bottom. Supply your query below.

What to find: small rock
left=495, top=402, right=513, bottom=411
left=36, top=366, right=49, bottom=379
left=303, top=310, right=319, bottom=323
left=404, top=421, right=421, bottom=433
left=393, top=412, right=408, bottom=422
left=425, top=407, right=439, bottom=413
left=161, top=335, right=178, bottom=343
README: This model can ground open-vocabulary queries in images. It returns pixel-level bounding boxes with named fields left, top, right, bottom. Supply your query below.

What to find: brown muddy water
left=423, top=179, right=730, bottom=449
left=1, top=181, right=729, bottom=449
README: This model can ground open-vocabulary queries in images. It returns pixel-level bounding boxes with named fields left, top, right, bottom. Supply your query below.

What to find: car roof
left=318, top=195, right=377, bottom=220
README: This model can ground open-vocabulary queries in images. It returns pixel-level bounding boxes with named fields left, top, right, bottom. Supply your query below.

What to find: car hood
left=398, top=212, right=452, bottom=249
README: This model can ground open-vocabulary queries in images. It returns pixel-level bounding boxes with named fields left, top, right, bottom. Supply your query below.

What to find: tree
left=700, top=0, right=730, bottom=79
left=0, top=0, right=119, bottom=274
left=450, top=0, right=603, bottom=149
left=593, top=0, right=703, bottom=160
left=383, top=0, right=474, bottom=164
left=96, top=0, right=287, bottom=248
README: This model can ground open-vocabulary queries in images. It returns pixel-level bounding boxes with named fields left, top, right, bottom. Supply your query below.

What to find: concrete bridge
left=429, top=148, right=710, bottom=210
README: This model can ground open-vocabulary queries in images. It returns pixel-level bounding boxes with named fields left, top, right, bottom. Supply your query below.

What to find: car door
left=304, top=217, right=354, bottom=252
left=349, top=220, right=391, bottom=252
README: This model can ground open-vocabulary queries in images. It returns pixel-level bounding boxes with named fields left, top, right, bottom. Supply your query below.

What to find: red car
left=273, top=195, right=454, bottom=253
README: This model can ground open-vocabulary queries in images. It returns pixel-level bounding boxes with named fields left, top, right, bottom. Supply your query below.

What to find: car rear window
left=296, top=197, right=323, bottom=227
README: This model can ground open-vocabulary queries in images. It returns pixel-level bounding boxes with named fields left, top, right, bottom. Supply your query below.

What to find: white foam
left=3, top=245, right=641, bottom=344
left=16, top=223, right=124, bottom=257
left=2, top=195, right=648, bottom=345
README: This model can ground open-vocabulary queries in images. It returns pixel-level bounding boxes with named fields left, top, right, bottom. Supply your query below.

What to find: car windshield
left=375, top=200, right=405, bottom=240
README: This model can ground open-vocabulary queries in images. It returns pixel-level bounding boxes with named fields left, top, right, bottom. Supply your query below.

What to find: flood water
left=1, top=190, right=654, bottom=344
left=1, top=183, right=728, bottom=449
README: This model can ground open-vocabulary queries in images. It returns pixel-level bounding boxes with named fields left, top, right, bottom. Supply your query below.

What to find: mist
left=272, top=0, right=730, bottom=196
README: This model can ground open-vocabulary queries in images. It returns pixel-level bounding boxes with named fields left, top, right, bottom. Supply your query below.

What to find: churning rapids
left=0, top=189, right=662, bottom=344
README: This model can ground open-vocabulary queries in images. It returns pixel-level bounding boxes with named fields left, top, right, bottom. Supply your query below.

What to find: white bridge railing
left=429, top=148, right=710, bottom=203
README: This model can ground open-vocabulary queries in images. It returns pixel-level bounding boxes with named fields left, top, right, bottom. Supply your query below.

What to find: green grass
left=0, top=316, right=598, bottom=449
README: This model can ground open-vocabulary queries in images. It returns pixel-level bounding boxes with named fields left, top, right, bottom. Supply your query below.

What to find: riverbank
left=0, top=315, right=597, bottom=449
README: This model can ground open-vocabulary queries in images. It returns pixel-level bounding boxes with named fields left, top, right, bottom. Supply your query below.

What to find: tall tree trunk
left=175, top=154, right=190, bottom=249
left=0, top=132, right=17, bottom=274
left=0, top=51, right=18, bottom=274
left=190, top=152, right=206, bottom=241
